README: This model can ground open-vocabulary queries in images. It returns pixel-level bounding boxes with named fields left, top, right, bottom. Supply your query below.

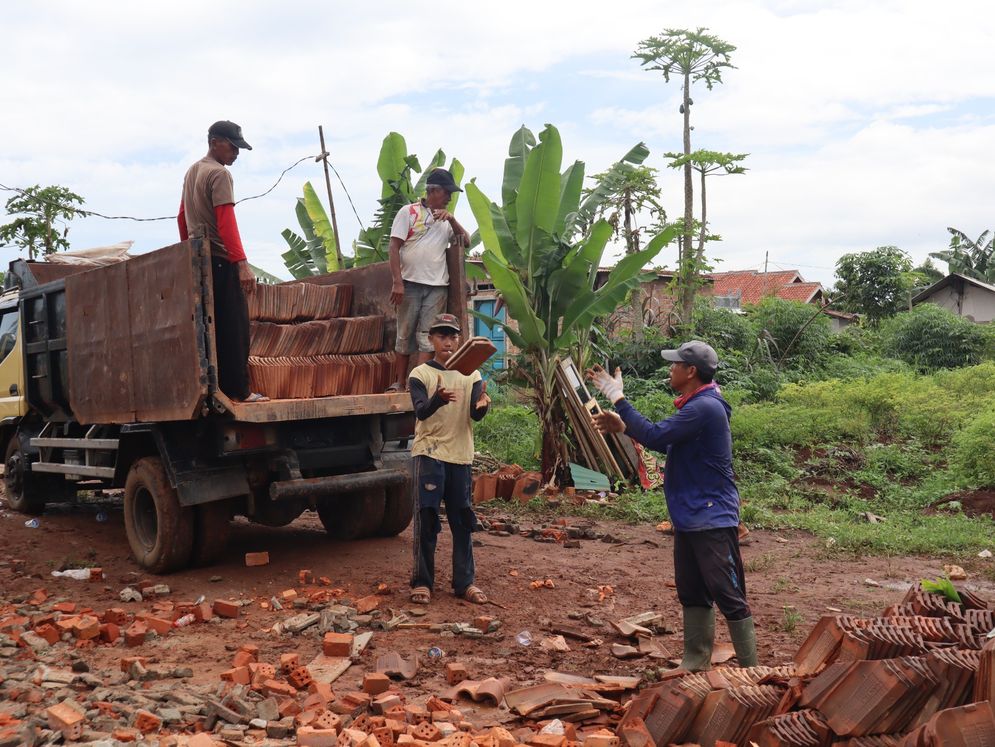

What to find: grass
left=780, top=606, right=803, bottom=634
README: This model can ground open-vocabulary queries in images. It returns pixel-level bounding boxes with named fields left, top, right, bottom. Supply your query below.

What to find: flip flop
left=386, top=382, right=404, bottom=393
left=410, top=586, right=431, bottom=605
left=242, top=392, right=270, bottom=403
left=460, top=585, right=488, bottom=604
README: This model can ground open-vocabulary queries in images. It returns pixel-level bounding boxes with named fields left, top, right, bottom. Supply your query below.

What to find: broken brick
left=412, top=722, right=442, bottom=742
left=143, top=616, right=173, bottom=636
left=35, top=624, right=60, bottom=646
left=99, top=622, right=120, bottom=644
left=124, top=620, right=148, bottom=647
left=289, top=665, right=314, bottom=690
left=363, top=672, right=391, bottom=695
left=323, top=632, right=354, bottom=657
left=46, top=702, right=85, bottom=741
left=298, top=726, right=340, bottom=746
left=134, top=708, right=162, bottom=733
left=264, top=678, right=298, bottom=697
left=220, top=667, right=251, bottom=685
left=444, top=662, right=469, bottom=686
left=103, top=608, right=128, bottom=625
left=245, top=551, right=270, bottom=566
left=213, top=599, right=240, bottom=618
left=233, top=649, right=257, bottom=668
left=281, top=652, right=301, bottom=672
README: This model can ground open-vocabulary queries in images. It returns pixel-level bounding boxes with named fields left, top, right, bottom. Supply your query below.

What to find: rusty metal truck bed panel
left=65, top=241, right=210, bottom=424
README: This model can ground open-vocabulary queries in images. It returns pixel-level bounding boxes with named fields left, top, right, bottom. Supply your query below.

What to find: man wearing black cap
left=407, top=313, right=490, bottom=606
left=387, top=168, right=471, bottom=392
left=586, top=341, right=757, bottom=671
left=178, top=120, right=267, bottom=402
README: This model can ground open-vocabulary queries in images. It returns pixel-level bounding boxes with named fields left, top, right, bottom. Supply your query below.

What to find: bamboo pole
left=317, top=125, right=345, bottom=269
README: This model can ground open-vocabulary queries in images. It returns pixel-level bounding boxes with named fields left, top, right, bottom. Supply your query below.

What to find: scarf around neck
left=674, top=381, right=719, bottom=410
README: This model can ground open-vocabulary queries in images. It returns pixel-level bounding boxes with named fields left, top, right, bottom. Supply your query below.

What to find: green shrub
left=881, top=304, right=987, bottom=371
left=747, top=297, right=831, bottom=368
left=604, top=327, right=672, bottom=379
left=473, top=404, right=540, bottom=470
left=950, top=409, right=995, bottom=488
left=691, top=301, right=754, bottom=354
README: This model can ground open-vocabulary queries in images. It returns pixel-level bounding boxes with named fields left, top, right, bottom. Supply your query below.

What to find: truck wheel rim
left=5, top=453, right=23, bottom=497
left=133, top=486, right=158, bottom=549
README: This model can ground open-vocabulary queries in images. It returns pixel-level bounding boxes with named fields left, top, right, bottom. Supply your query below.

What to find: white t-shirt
left=390, top=202, right=453, bottom=286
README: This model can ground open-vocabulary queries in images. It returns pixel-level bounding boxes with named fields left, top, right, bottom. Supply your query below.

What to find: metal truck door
left=0, top=303, right=27, bottom=418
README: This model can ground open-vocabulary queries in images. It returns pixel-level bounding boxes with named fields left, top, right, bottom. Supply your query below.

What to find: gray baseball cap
left=661, top=340, right=719, bottom=375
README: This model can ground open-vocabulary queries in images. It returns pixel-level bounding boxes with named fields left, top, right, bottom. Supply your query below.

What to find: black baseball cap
left=208, top=120, right=252, bottom=150
left=426, top=168, right=462, bottom=193
left=661, top=340, right=719, bottom=375
left=428, top=313, right=461, bottom=334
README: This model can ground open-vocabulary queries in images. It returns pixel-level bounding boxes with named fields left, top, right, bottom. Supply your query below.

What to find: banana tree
left=466, top=124, right=676, bottom=483
left=281, top=182, right=339, bottom=278
left=353, top=132, right=464, bottom=266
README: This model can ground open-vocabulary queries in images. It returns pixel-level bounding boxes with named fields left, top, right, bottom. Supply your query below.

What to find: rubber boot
left=679, top=606, right=715, bottom=672
left=727, top=616, right=759, bottom=668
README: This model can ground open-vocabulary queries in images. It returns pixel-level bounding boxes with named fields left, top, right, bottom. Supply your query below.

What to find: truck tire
left=124, top=457, right=195, bottom=573
left=4, top=433, right=57, bottom=515
left=378, top=480, right=413, bottom=537
left=317, top=488, right=386, bottom=541
left=190, top=500, right=232, bottom=566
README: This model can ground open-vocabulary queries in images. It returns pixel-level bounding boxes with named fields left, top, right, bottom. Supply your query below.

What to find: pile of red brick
left=473, top=465, right=543, bottom=504
left=618, top=582, right=995, bottom=745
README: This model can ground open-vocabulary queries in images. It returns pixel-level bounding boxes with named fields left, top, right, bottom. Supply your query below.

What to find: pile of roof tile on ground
left=619, top=582, right=995, bottom=746
left=245, top=282, right=393, bottom=399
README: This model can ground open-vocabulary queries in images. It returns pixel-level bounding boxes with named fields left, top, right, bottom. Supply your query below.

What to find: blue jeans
left=409, top=456, right=479, bottom=594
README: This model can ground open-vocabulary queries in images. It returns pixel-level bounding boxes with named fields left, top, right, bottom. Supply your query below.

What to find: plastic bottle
left=515, top=630, right=533, bottom=647
left=427, top=646, right=445, bottom=659
left=24, top=518, right=39, bottom=528
left=173, top=614, right=196, bottom=628
left=95, top=511, right=108, bottom=523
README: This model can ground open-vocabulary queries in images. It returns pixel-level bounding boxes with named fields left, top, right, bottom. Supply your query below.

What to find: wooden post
left=317, top=125, right=345, bottom=269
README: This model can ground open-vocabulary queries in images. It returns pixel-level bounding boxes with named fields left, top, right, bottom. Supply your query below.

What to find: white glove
left=589, top=365, right=624, bottom=404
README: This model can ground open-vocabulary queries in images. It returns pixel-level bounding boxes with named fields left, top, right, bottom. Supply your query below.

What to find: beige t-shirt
left=390, top=202, right=453, bottom=286
left=181, top=155, right=236, bottom=258
left=410, top=363, right=481, bottom=465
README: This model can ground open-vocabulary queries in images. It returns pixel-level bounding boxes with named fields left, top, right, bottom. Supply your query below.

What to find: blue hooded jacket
left=615, top=387, right=740, bottom=532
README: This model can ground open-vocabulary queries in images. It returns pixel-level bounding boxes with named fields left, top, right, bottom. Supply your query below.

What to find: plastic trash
left=51, top=568, right=91, bottom=580
left=194, top=594, right=206, bottom=605
left=173, top=614, right=196, bottom=628
left=515, top=630, right=533, bottom=647
left=24, top=518, right=40, bottom=528
left=427, top=646, right=445, bottom=659
left=95, top=511, right=108, bottom=523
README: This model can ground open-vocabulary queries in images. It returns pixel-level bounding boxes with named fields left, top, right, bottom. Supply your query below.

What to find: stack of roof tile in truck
left=246, top=283, right=392, bottom=399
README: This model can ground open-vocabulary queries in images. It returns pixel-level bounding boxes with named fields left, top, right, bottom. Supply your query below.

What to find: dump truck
left=0, top=238, right=468, bottom=573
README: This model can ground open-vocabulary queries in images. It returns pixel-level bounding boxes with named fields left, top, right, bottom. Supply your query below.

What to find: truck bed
left=216, top=391, right=412, bottom=423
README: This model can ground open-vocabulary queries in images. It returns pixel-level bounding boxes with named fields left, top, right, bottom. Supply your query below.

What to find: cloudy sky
left=1, top=0, right=991, bottom=288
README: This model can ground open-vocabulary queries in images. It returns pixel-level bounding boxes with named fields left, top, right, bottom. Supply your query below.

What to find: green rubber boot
left=679, top=606, right=715, bottom=672
left=728, top=616, right=759, bottom=668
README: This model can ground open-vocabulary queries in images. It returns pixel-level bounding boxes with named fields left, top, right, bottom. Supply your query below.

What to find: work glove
left=587, top=365, right=625, bottom=404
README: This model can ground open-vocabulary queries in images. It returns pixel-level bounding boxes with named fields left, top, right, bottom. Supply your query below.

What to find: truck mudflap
left=269, top=468, right=408, bottom=501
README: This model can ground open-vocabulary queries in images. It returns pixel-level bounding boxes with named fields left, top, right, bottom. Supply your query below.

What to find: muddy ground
left=4, top=488, right=993, bottom=713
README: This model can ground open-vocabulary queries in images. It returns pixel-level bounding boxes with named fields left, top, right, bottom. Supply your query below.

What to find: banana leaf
left=469, top=309, right=528, bottom=350
left=517, top=125, right=563, bottom=264
left=377, top=132, right=409, bottom=200
left=466, top=182, right=522, bottom=267
left=481, top=253, right=546, bottom=348
left=446, top=158, right=465, bottom=211
left=302, top=182, right=338, bottom=272
left=555, top=161, right=585, bottom=236
left=413, top=149, right=447, bottom=195
left=281, top=228, right=319, bottom=279
left=249, top=264, right=285, bottom=285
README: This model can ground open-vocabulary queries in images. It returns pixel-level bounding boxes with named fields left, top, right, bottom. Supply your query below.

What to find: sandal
left=410, top=586, right=431, bottom=605
left=242, top=392, right=270, bottom=403
left=386, top=382, right=404, bottom=393
left=461, top=585, right=488, bottom=604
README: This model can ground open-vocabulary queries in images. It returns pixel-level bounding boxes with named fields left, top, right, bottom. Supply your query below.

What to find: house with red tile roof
left=708, top=269, right=825, bottom=307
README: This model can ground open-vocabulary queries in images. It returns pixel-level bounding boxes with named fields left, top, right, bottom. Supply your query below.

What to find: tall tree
left=585, top=165, right=665, bottom=339
left=634, top=28, right=736, bottom=327
left=833, top=246, right=914, bottom=323
left=929, top=227, right=994, bottom=283
left=0, top=185, right=85, bottom=259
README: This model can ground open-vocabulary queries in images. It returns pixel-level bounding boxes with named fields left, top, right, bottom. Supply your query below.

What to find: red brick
left=264, top=678, right=298, bottom=697
left=187, top=734, right=220, bottom=747
left=35, top=624, right=60, bottom=645
left=233, top=649, right=256, bottom=668
left=444, top=662, right=469, bottom=686
left=134, top=709, right=162, bottom=733
left=193, top=602, right=214, bottom=622
left=289, top=665, right=314, bottom=690
left=309, top=681, right=335, bottom=704
left=220, top=667, right=251, bottom=685
left=354, top=595, right=381, bottom=614
left=143, top=616, right=173, bottom=636
left=119, top=656, right=148, bottom=673
left=363, top=673, right=391, bottom=696
left=314, top=711, right=343, bottom=732
left=56, top=616, right=79, bottom=634
left=113, top=727, right=140, bottom=742
left=103, top=608, right=128, bottom=625
left=297, top=726, right=340, bottom=747
left=123, top=620, right=148, bottom=647
left=99, top=622, right=120, bottom=644
left=213, top=599, right=240, bottom=618
left=281, top=652, right=301, bottom=672
left=528, top=735, right=566, bottom=747
left=88, top=567, right=104, bottom=581
left=53, top=602, right=77, bottom=614
left=322, top=632, right=353, bottom=657
left=280, top=698, right=303, bottom=718
left=245, top=551, right=270, bottom=566
left=412, top=722, right=441, bottom=742
left=299, top=569, right=314, bottom=584
left=47, top=702, right=84, bottom=740
left=281, top=589, right=298, bottom=601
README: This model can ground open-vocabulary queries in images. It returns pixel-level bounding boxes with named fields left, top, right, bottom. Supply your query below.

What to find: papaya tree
left=466, top=124, right=676, bottom=483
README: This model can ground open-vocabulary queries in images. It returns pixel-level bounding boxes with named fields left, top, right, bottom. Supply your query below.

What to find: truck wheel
left=190, top=500, right=232, bottom=566
left=4, top=433, right=52, bottom=515
left=317, top=488, right=386, bottom=540
left=124, top=457, right=194, bottom=573
left=379, top=480, right=413, bottom=537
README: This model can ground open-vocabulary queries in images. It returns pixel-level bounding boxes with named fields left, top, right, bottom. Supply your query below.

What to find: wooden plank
left=30, top=438, right=119, bottom=449
left=558, top=357, right=625, bottom=480
left=220, top=391, right=413, bottom=423
left=65, top=260, right=136, bottom=423
left=31, top=463, right=115, bottom=478
left=127, top=242, right=209, bottom=422
left=446, top=239, right=469, bottom=337
left=555, top=366, right=599, bottom=470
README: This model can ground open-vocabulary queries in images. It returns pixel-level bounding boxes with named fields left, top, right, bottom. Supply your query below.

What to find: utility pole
left=317, top=125, right=344, bottom=269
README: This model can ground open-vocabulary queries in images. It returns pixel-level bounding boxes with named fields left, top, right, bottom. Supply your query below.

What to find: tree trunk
left=679, top=71, right=695, bottom=328
left=535, top=356, right=569, bottom=486
left=623, top=191, right=644, bottom=340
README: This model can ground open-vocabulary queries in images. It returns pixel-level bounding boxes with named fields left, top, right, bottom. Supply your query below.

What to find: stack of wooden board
left=554, top=356, right=640, bottom=485
left=445, top=336, right=497, bottom=375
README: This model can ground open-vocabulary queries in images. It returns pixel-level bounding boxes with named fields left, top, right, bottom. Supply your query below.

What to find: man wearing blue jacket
left=587, top=341, right=757, bottom=671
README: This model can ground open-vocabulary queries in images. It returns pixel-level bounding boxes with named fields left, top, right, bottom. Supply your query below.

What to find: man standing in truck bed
left=178, top=120, right=267, bottom=402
